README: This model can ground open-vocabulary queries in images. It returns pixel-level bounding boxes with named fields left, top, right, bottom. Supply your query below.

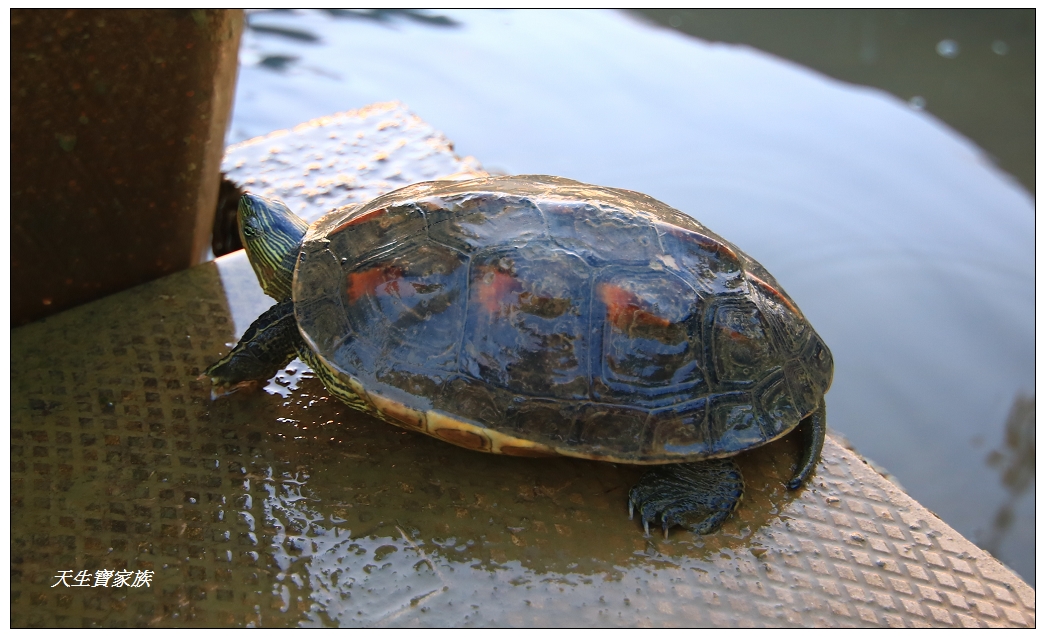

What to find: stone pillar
left=11, top=9, right=243, bottom=326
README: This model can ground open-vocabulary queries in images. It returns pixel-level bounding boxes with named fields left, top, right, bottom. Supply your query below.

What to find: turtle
left=206, top=175, right=833, bottom=537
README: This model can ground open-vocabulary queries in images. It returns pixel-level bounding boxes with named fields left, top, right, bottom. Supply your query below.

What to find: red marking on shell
left=662, top=224, right=742, bottom=270
left=711, top=239, right=740, bottom=262
left=724, top=326, right=752, bottom=343
left=346, top=265, right=406, bottom=302
left=598, top=283, right=671, bottom=331
left=475, top=267, right=522, bottom=313
left=331, top=207, right=388, bottom=234
left=747, top=273, right=799, bottom=314
left=369, top=393, right=426, bottom=431
left=688, top=229, right=739, bottom=262
left=435, top=427, right=491, bottom=452
left=500, top=445, right=558, bottom=458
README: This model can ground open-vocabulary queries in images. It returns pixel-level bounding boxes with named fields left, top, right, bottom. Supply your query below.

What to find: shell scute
left=570, top=403, right=650, bottom=460
left=502, top=398, right=580, bottom=446
left=707, top=393, right=768, bottom=454
left=544, top=201, right=663, bottom=267
left=594, top=268, right=701, bottom=393
left=756, top=372, right=800, bottom=437
left=368, top=390, right=427, bottom=432
left=438, top=376, right=504, bottom=426
left=656, top=224, right=746, bottom=296
left=706, top=296, right=775, bottom=386
left=463, top=244, right=590, bottom=399
left=646, top=398, right=712, bottom=458
left=340, top=241, right=468, bottom=373
left=325, top=202, right=427, bottom=267
left=375, top=367, right=447, bottom=410
left=426, top=193, right=548, bottom=253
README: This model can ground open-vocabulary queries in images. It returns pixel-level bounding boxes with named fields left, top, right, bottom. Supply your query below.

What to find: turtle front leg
left=628, top=459, right=744, bottom=538
left=786, top=399, right=827, bottom=490
left=205, top=300, right=302, bottom=388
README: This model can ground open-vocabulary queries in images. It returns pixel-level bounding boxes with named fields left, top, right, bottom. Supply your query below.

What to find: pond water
left=226, top=9, right=1034, bottom=585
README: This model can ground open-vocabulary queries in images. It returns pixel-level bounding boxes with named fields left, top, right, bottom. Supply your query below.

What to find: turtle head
left=238, top=193, right=309, bottom=301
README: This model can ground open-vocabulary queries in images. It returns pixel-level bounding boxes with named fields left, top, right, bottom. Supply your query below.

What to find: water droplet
left=936, top=39, right=959, bottom=58
left=668, top=16, right=682, bottom=28
left=264, top=358, right=312, bottom=397
left=992, top=40, right=1009, bottom=55
left=908, top=96, right=926, bottom=111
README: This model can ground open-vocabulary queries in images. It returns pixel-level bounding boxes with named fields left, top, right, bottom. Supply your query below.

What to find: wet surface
left=222, top=102, right=484, bottom=226
left=9, top=253, right=1035, bottom=626
left=227, top=9, right=1034, bottom=586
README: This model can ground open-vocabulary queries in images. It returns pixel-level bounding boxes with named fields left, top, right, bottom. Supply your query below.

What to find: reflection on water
left=228, top=9, right=1034, bottom=585
left=242, top=366, right=807, bottom=627
left=322, top=9, right=461, bottom=28
left=979, top=394, right=1034, bottom=561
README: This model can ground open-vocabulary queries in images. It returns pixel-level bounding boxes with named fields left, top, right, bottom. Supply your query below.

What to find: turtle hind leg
left=787, top=399, right=827, bottom=490
left=205, top=299, right=302, bottom=388
left=628, top=459, right=744, bottom=538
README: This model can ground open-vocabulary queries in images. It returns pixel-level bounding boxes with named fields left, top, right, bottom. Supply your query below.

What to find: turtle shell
left=292, top=175, right=833, bottom=463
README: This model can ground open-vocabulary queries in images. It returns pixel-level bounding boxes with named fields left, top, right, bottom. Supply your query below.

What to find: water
left=633, top=9, right=1034, bottom=194
left=226, top=9, right=1034, bottom=585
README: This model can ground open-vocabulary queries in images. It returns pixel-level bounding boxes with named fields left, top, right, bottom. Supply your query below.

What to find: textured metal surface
left=221, top=101, right=487, bottom=225
left=8, top=258, right=1036, bottom=627
left=11, top=107, right=1033, bottom=627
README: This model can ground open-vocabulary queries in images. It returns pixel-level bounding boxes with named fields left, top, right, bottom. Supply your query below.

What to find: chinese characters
left=52, top=569, right=154, bottom=588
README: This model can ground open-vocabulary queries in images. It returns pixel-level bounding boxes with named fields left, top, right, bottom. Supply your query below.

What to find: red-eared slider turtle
left=206, top=175, right=833, bottom=537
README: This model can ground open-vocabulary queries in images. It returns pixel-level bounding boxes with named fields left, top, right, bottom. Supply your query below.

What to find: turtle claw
left=209, top=384, right=232, bottom=401
left=627, top=459, right=744, bottom=537
left=201, top=375, right=257, bottom=400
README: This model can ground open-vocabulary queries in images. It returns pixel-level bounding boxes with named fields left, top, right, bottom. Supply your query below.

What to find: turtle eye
left=243, top=225, right=257, bottom=238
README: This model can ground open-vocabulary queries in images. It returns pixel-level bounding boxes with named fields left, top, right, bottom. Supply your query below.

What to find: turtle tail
left=787, top=399, right=827, bottom=490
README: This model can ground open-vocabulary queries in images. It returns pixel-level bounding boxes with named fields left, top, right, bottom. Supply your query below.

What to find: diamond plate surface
left=11, top=106, right=1034, bottom=627
left=11, top=257, right=1034, bottom=630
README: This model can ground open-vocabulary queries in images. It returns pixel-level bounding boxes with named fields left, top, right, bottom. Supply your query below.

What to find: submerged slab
left=10, top=106, right=1033, bottom=627
left=221, top=100, right=487, bottom=225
